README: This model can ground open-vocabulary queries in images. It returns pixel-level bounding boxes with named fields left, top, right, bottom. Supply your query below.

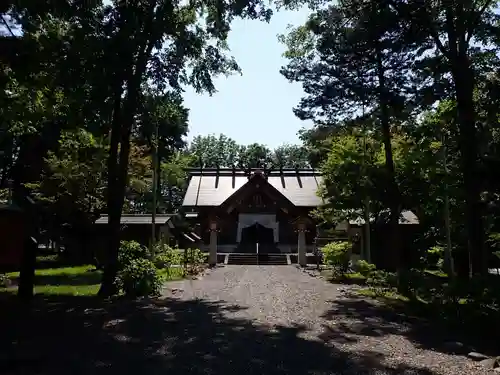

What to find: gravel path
left=162, top=265, right=491, bottom=375
left=2, top=265, right=492, bottom=375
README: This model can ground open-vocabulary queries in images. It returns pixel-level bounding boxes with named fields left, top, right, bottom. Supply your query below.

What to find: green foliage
left=271, top=143, right=310, bottom=168
left=116, top=258, right=163, bottom=298
left=151, top=243, right=206, bottom=277
left=321, top=241, right=351, bottom=274
left=183, top=248, right=206, bottom=274
left=115, top=240, right=163, bottom=297
left=488, top=233, right=500, bottom=252
left=366, top=270, right=397, bottom=288
left=189, top=134, right=311, bottom=169
left=37, top=129, right=107, bottom=208
left=153, top=243, right=182, bottom=278
left=154, top=252, right=180, bottom=269
left=0, top=273, right=8, bottom=288
left=160, top=152, right=195, bottom=212
left=423, top=245, right=445, bottom=270
left=118, top=240, right=149, bottom=269
left=317, top=132, right=388, bottom=221
left=153, top=243, right=181, bottom=266
left=353, top=260, right=377, bottom=277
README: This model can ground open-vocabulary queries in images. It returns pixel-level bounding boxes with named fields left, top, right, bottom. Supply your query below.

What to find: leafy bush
left=0, top=273, right=8, bottom=288
left=153, top=244, right=182, bottom=278
left=116, top=258, right=163, bottom=297
left=115, top=240, right=163, bottom=297
left=321, top=241, right=351, bottom=274
left=366, top=270, right=397, bottom=288
left=183, top=248, right=206, bottom=274
left=353, top=259, right=377, bottom=277
left=421, top=245, right=444, bottom=270
left=154, top=252, right=182, bottom=269
left=118, top=240, right=149, bottom=269
left=488, top=233, right=500, bottom=249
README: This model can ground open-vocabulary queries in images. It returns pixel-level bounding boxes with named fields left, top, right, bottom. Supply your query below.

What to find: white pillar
left=209, top=222, right=217, bottom=266
left=236, top=221, right=241, bottom=243
left=298, top=222, right=307, bottom=267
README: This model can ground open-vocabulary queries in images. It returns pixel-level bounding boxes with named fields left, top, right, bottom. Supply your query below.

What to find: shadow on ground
left=0, top=293, right=438, bottom=375
left=322, top=292, right=500, bottom=356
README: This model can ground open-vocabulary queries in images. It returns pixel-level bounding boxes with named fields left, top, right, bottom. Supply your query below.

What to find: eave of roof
left=182, top=168, right=323, bottom=208
left=95, top=214, right=176, bottom=225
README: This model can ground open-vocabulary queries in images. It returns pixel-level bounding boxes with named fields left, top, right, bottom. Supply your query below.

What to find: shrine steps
left=227, top=253, right=289, bottom=265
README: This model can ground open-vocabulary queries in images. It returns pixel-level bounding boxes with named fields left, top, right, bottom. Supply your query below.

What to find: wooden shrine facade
left=182, top=168, right=323, bottom=265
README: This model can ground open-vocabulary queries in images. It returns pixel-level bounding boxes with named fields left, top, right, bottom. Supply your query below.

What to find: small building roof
left=95, top=214, right=176, bottom=225
left=182, top=168, right=323, bottom=208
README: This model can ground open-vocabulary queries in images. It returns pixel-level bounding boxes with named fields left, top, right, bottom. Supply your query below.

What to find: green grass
left=1, top=263, right=102, bottom=296
left=1, top=257, right=186, bottom=297
left=320, top=269, right=368, bottom=285
left=158, top=266, right=184, bottom=281
left=357, top=287, right=411, bottom=302
left=423, top=269, right=448, bottom=278
left=5, top=264, right=97, bottom=278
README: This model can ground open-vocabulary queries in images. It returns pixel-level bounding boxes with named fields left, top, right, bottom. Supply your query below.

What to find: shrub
left=366, top=270, right=397, bottom=288
left=115, top=240, right=163, bottom=297
left=116, top=258, right=163, bottom=297
left=321, top=241, right=351, bottom=274
left=118, top=240, right=149, bottom=269
left=154, top=252, right=182, bottom=269
left=183, top=248, right=206, bottom=274
left=0, top=273, right=8, bottom=288
left=153, top=244, right=182, bottom=278
left=353, top=259, right=377, bottom=277
left=421, top=245, right=444, bottom=270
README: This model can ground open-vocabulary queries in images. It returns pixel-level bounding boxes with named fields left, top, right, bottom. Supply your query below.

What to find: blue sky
left=183, top=7, right=312, bottom=149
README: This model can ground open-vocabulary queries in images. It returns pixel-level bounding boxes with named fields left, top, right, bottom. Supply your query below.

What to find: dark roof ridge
left=183, top=167, right=318, bottom=171
left=185, top=169, right=322, bottom=177
left=98, top=213, right=175, bottom=217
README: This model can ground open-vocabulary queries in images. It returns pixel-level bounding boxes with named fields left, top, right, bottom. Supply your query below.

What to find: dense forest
left=1, top=0, right=500, bottom=307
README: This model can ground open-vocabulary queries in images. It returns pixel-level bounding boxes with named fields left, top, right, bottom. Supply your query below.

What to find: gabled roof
left=218, top=170, right=296, bottom=211
left=182, top=168, right=323, bottom=208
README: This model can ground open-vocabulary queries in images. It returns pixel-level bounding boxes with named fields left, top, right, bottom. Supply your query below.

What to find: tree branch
left=428, top=0, right=452, bottom=59
left=466, top=0, right=495, bottom=43
left=1, top=14, right=15, bottom=37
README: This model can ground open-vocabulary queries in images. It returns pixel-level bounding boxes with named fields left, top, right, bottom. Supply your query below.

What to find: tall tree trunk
left=376, top=46, right=401, bottom=273
left=98, top=81, right=124, bottom=297
left=12, top=135, right=46, bottom=300
left=98, top=24, right=157, bottom=295
left=156, top=155, right=162, bottom=212
left=452, top=59, right=486, bottom=277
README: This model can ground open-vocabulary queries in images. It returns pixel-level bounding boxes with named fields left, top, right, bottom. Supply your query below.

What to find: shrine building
left=182, top=167, right=323, bottom=266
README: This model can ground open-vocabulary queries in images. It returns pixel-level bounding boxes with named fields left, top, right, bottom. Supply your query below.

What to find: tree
left=239, top=143, right=272, bottom=168
left=318, top=130, right=385, bottom=220
left=280, top=0, right=418, bottom=271
left=2, top=0, right=273, bottom=297
left=399, top=0, right=500, bottom=276
left=161, top=151, right=196, bottom=212
left=134, top=91, right=189, bottom=214
left=1, top=6, right=104, bottom=298
left=189, top=134, right=241, bottom=167
left=28, top=129, right=108, bottom=260
left=97, top=0, right=272, bottom=296
left=272, top=143, right=310, bottom=168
